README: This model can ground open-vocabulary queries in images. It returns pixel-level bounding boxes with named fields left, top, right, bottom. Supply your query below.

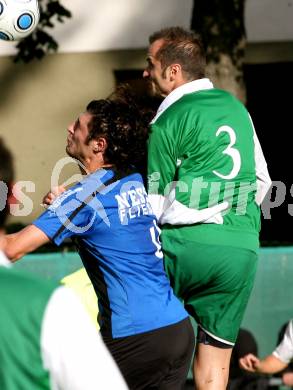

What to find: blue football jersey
left=34, top=169, right=187, bottom=338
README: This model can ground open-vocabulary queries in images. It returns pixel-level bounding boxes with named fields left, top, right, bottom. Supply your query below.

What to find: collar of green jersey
left=151, top=78, right=214, bottom=124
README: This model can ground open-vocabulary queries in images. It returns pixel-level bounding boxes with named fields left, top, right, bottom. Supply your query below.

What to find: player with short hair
left=4, top=99, right=228, bottom=389
left=143, top=26, right=272, bottom=389
left=0, top=137, right=127, bottom=390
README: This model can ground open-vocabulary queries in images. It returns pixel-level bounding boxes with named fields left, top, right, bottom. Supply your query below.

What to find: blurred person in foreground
left=143, top=26, right=272, bottom=389
left=0, top=137, right=127, bottom=390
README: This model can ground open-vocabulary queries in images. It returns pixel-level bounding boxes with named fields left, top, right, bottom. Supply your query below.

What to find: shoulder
left=1, top=266, right=57, bottom=291
left=150, top=97, right=194, bottom=139
left=211, top=88, right=248, bottom=112
left=48, top=183, right=84, bottom=213
left=0, top=267, right=58, bottom=312
left=154, top=95, right=193, bottom=126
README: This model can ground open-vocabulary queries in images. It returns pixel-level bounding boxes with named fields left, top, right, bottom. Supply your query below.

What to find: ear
left=169, top=63, right=181, bottom=81
left=92, top=137, right=108, bottom=154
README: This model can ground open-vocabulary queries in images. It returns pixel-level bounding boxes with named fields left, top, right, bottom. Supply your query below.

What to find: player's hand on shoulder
left=42, top=186, right=66, bottom=207
left=239, top=353, right=260, bottom=372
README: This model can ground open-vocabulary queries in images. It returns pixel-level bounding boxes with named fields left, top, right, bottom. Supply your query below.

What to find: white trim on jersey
left=41, top=286, right=127, bottom=390
left=248, top=114, right=272, bottom=205
left=273, top=320, right=293, bottom=364
left=198, top=324, right=235, bottom=347
left=148, top=194, right=228, bottom=225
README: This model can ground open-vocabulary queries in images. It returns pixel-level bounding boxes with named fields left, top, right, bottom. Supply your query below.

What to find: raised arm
left=4, top=225, right=50, bottom=262
left=5, top=185, right=69, bottom=262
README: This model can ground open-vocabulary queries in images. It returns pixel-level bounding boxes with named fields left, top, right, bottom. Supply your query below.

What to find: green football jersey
left=0, top=266, right=57, bottom=389
left=148, top=85, right=264, bottom=252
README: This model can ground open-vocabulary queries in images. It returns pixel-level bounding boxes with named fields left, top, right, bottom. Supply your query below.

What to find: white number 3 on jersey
left=212, top=125, right=241, bottom=180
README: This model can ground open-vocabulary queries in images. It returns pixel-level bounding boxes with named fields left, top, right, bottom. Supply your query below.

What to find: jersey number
left=212, top=125, right=241, bottom=180
left=150, top=220, right=163, bottom=259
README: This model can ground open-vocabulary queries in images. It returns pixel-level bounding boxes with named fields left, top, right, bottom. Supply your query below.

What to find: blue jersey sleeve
left=33, top=185, right=98, bottom=246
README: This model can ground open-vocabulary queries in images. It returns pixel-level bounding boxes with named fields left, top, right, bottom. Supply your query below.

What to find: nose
left=143, top=69, right=149, bottom=79
left=67, top=122, right=74, bottom=134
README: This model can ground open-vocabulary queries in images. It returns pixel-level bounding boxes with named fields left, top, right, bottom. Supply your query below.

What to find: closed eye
left=146, top=58, right=154, bottom=69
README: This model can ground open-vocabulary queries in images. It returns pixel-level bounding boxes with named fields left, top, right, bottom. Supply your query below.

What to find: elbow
left=5, top=246, right=23, bottom=262
left=4, top=237, right=24, bottom=262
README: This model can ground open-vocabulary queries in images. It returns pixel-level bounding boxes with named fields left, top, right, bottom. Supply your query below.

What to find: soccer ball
left=0, top=0, right=40, bottom=41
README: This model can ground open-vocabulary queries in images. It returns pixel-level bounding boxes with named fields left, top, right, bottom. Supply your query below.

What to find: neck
left=173, top=76, right=196, bottom=90
left=79, top=158, right=113, bottom=175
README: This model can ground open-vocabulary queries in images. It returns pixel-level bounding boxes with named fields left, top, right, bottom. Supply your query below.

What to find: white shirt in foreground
left=41, top=285, right=128, bottom=389
left=273, top=320, right=293, bottom=364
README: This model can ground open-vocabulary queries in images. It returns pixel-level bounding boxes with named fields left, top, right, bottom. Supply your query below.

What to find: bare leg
left=193, top=343, right=232, bottom=390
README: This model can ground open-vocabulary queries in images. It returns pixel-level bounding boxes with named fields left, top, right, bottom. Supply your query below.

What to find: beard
left=150, top=81, right=163, bottom=97
left=65, top=140, right=77, bottom=159
left=66, top=144, right=73, bottom=157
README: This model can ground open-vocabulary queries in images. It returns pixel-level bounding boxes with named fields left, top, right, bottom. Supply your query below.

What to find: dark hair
left=108, top=82, right=161, bottom=119
left=86, top=98, right=150, bottom=175
left=149, top=26, right=206, bottom=80
left=0, top=137, right=14, bottom=228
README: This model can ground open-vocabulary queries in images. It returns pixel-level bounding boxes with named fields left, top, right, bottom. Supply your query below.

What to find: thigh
left=157, top=318, right=195, bottom=390
left=103, top=318, right=195, bottom=390
left=164, top=239, right=258, bottom=344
